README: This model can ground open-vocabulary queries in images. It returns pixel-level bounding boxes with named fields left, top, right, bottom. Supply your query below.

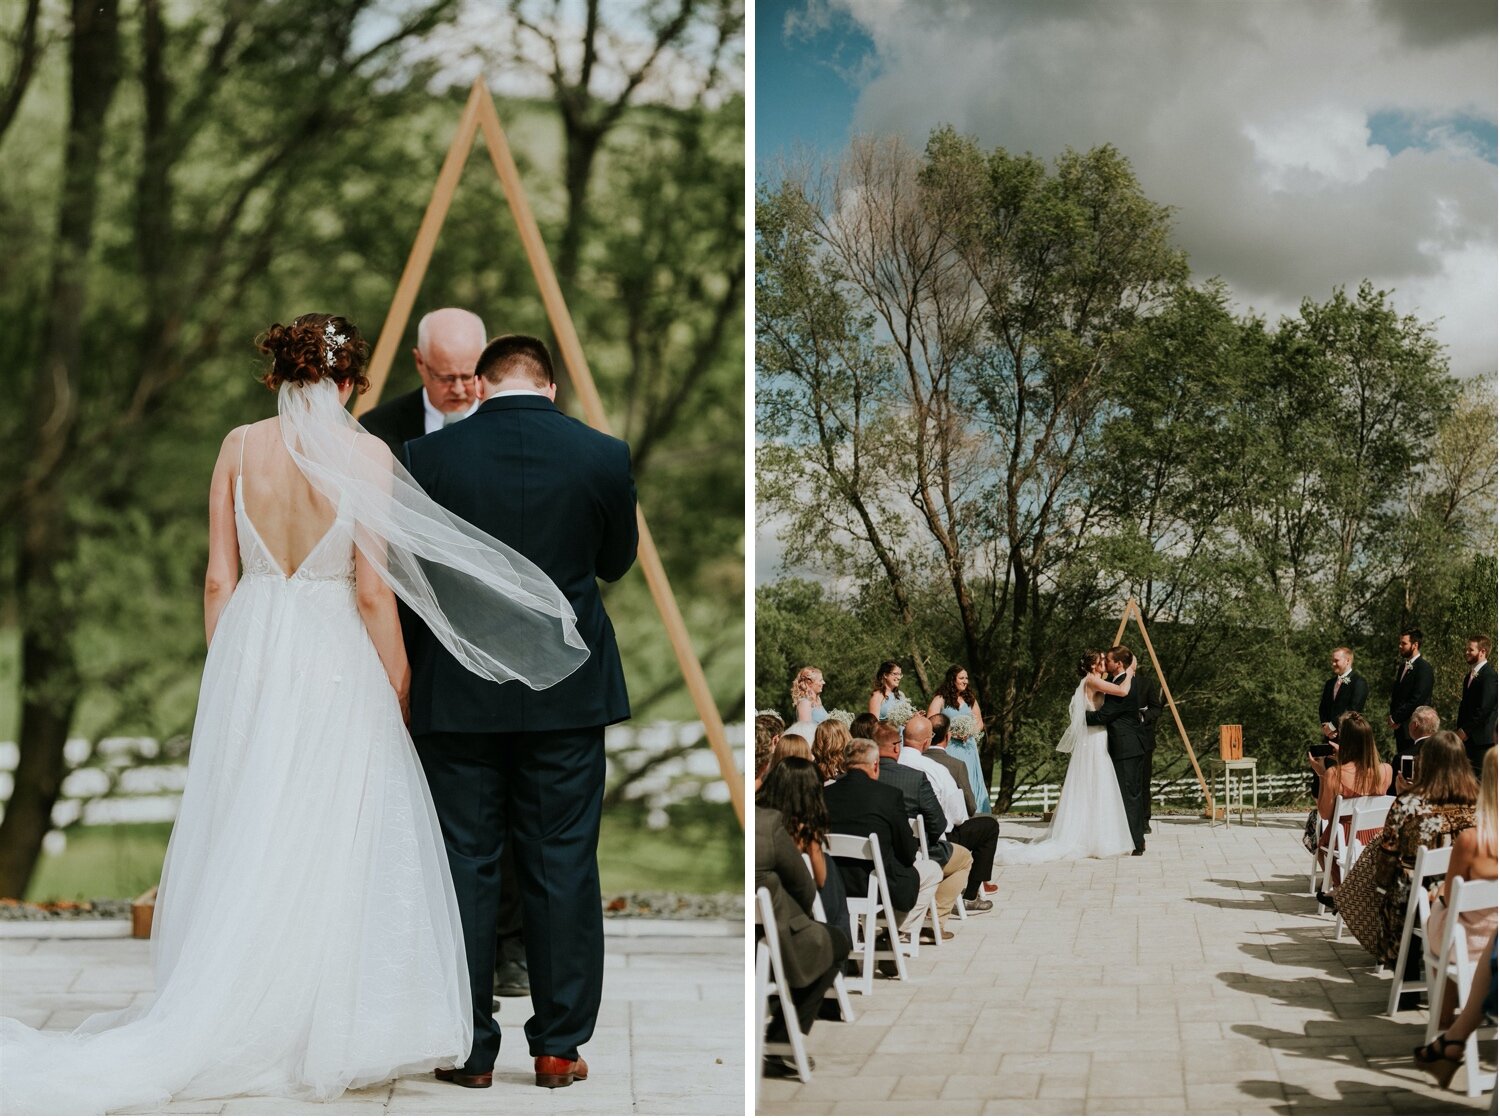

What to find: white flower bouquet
left=826, top=708, right=854, bottom=727
left=948, top=713, right=978, bottom=741
left=880, top=697, right=917, bottom=727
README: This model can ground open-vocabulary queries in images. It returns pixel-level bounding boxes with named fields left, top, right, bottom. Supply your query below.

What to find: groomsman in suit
left=360, top=307, right=484, bottom=454
left=1309, top=647, right=1369, bottom=795
left=1086, top=645, right=1149, bottom=855
left=1387, top=628, right=1434, bottom=790
left=1456, top=635, right=1497, bottom=777
left=404, top=334, right=637, bottom=1090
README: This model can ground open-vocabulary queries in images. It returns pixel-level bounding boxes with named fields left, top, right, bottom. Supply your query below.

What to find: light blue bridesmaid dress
left=943, top=699, right=991, bottom=813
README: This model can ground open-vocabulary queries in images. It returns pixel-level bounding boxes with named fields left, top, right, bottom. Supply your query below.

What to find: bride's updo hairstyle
left=256, top=313, right=371, bottom=393
left=1076, top=650, right=1102, bottom=678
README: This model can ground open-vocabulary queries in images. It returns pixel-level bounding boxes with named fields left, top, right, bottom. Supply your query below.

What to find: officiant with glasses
left=360, top=307, right=484, bottom=454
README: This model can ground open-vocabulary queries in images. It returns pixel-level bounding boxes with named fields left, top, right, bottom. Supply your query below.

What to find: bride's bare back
left=235, top=419, right=340, bottom=577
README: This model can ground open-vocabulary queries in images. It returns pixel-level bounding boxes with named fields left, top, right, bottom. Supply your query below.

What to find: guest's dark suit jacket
left=754, top=806, right=834, bottom=987
left=359, top=386, right=427, bottom=456
left=876, top=755, right=951, bottom=863
left=1389, top=655, right=1434, bottom=755
left=401, top=394, right=637, bottom=734
left=927, top=746, right=976, bottom=817
left=1457, top=661, right=1497, bottom=752
left=822, top=772, right=920, bottom=913
left=1319, top=672, right=1369, bottom=729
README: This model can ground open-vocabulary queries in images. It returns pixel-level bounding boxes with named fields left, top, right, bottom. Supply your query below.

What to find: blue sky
left=755, top=0, right=870, bottom=168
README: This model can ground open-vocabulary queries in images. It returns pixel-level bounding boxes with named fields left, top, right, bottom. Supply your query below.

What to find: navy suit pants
left=416, top=728, right=606, bottom=1072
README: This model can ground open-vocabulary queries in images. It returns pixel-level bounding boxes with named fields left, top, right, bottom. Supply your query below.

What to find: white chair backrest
left=801, top=852, right=828, bottom=921
left=1414, top=843, right=1453, bottom=882
left=1450, top=875, right=1499, bottom=918
left=910, top=814, right=930, bottom=859
left=1348, top=802, right=1391, bottom=838
left=825, top=832, right=874, bottom=863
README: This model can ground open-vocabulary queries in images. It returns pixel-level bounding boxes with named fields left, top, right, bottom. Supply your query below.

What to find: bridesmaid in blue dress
left=792, top=665, right=830, bottom=726
left=867, top=660, right=906, bottom=720
left=929, top=664, right=991, bottom=813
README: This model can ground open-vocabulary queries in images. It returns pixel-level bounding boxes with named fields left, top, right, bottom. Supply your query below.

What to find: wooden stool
left=1216, top=757, right=1259, bottom=827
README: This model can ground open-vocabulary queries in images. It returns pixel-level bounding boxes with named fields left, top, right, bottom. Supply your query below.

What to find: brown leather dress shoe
left=535, top=1054, right=589, bottom=1089
left=434, top=1066, right=493, bottom=1089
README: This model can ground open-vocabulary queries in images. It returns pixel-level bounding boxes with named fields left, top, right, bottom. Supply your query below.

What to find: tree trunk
left=0, top=0, right=121, bottom=899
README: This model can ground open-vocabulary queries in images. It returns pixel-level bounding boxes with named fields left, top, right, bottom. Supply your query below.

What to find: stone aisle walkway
left=759, top=813, right=1495, bottom=1116
left=1, top=927, right=744, bottom=1114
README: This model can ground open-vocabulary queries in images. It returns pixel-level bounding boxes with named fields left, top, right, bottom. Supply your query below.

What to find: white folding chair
left=1333, top=800, right=1393, bottom=940
left=909, top=815, right=945, bottom=944
left=802, top=852, right=855, bottom=1022
left=1386, top=844, right=1451, bottom=1015
left=753, top=940, right=770, bottom=1106
left=1424, top=876, right=1499, bottom=1098
left=825, top=831, right=910, bottom=995
left=755, top=887, right=812, bottom=1083
left=1314, top=794, right=1392, bottom=912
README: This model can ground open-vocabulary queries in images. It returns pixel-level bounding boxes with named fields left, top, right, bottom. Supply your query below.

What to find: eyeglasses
left=430, top=373, right=476, bottom=388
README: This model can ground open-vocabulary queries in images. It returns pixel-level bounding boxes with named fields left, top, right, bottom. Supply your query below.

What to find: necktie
left=1332, top=678, right=1341, bottom=700
left=1400, top=660, right=1410, bottom=681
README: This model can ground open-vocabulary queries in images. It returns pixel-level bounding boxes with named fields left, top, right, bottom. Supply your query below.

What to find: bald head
left=903, top=714, right=932, bottom=751
left=413, top=308, right=486, bottom=413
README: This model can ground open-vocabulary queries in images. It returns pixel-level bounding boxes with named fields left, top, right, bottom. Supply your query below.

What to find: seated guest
left=902, top=714, right=997, bottom=914
left=758, top=757, right=850, bottom=942
left=755, top=800, right=851, bottom=1078
left=928, top=714, right=975, bottom=815
left=754, top=713, right=785, bottom=790
left=848, top=711, right=880, bottom=742
left=812, top=719, right=851, bottom=784
left=771, top=732, right=813, bottom=772
left=871, top=723, right=971, bottom=939
left=823, top=738, right=942, bottom=939
left=1339, top=731, right=1478, bottom=965
left=930, top=716, right=1000, bottom=899
left=1423, top=745, right=1497, bottom=1029
left=1415, top=930, right=1498, bottom=1089
left=1394, top=706, right=1440, bottom=795
left=1307, top=711, right=1390, bottom=903
left=897, top=715, right=968, bottom=831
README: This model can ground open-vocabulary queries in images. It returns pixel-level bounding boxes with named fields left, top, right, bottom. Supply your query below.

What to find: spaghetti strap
left=237, top=425, right=249, bottom=480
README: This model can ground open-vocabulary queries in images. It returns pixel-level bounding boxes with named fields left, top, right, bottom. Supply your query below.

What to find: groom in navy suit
left=1085, top=645, right=1149, bottom=855
left=402, top=334, right=637, bottom=1090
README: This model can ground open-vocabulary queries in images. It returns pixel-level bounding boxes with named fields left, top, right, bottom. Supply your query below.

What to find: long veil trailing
left=1054, top=683, right=1088, bottom=754
left=278, top=379, right=588, bottom=687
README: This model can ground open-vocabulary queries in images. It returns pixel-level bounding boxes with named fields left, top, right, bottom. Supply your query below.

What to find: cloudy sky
left=755, top=0, right=1496, bottom=584
left=758, top=0, right=1495, bottom=377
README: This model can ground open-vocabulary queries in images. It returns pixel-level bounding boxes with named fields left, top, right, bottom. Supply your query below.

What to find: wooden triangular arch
left=1111, top=596, right=1216, bottom=817
left=356, top=77, right=743, bottom=826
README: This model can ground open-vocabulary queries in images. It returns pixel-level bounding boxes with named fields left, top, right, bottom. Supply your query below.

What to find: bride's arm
left=203, top=430, right=242, bottom=646
left=353, top=436, right=410, bottom=718
left=1092, top=670, right=1134, bottom=698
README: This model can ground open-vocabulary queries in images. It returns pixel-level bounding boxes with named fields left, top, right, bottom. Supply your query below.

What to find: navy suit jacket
left=1458, top=661, right=1497, bottom=749
left=401, top=393, right=637, bottom=734
left=1086, top=673, right=1148, bottom=760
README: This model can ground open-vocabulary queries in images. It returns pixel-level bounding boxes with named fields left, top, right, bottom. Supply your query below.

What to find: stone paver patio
left=759, top=812, right=1495, bottom=1116
left=1, top=926, right=744, bottom=1114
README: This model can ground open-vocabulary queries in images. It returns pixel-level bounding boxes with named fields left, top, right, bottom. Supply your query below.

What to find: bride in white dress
left=992, top=650, right=1135, bottom=865
left=0, top=315, right=586, bottom=1114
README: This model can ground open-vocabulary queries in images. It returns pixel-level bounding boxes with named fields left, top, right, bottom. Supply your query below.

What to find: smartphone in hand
left=1400, top=755, right=1414, bottom=781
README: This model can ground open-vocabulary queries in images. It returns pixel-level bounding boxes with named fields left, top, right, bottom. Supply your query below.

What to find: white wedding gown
left=992, top=679, right=1134, bottom=864
left=1, top=472, right=470, bottom=1113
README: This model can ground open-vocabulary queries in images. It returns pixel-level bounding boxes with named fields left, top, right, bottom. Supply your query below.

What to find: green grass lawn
left=24, top=805, right=742, bottom=903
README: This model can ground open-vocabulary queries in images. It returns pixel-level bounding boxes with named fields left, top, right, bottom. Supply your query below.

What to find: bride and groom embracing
left=1, top=311, right=637, bottom=1112
left=993, top=645, right=1151, bottom=866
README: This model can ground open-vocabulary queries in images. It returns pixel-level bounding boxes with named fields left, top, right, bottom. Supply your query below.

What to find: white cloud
left=818, top=0, right=1496, bottom=377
